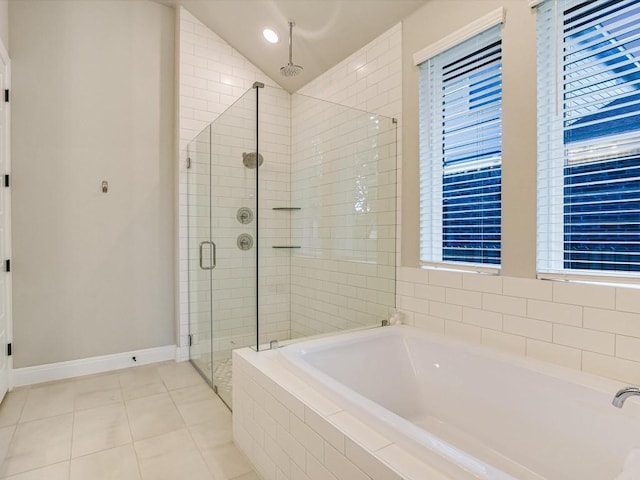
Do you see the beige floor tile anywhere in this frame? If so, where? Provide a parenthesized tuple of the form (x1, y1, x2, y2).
(72, 403, 131, 458)
(157, 362, 203, 391)
(121, 381, 166, 402)
(0, 363, 254, 480)
(2, 414, 73, 477)
(118, 365, 163, 389)
(169, 384, 217, 406)
(74, 387, 122, 412)
(189, 419, 232, 452)
(70, 444, 141, 480)
(199, 442, 253, 480)
(177, 397, 230, 427)
(134, 429, 212, 480)
(2, 461, 70, 480)
(74, 373, 120, 394)
(169, 384, 229, 427)
(0, 390, 28, 428)
(125, 393, 185, 441)
(20, 383, 75, 423)
(0, 424, 15, 464)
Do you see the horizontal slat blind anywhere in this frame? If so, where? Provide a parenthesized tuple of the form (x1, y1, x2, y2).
(537, 0, 640, 275)
(420, 24, 502, 266)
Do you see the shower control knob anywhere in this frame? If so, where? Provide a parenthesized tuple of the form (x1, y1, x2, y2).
(237, 234, 253, 251)
(236, 207, 253, 224)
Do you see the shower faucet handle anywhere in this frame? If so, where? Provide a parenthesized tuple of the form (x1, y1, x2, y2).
(237, 207, 253, 224)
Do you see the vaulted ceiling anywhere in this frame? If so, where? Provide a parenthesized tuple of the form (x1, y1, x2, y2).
(155, 0, 428, 92)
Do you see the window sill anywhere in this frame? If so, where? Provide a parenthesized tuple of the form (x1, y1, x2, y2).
(420, 261, 500, 276)
(537, 272, 640, 290)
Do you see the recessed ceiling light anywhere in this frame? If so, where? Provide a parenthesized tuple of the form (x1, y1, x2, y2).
(263, 28, 279, 44)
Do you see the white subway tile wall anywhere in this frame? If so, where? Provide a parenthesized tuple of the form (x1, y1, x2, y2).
(256, 86, 293, 347)
(289, 95, 397, 337)
(396, 267, 640, 384)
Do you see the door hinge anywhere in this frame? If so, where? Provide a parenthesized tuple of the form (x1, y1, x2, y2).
(4, 89, 8, 103)
(7, 343, 11, 356)
(188, 334, 193, 347)
(3, 174, 8, 187)
(186, 157, 191, 169)
(4, 259, 9, 272)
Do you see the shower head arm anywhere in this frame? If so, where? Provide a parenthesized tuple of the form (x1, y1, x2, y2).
(288, 21, 294, 65)
(280, 21, 302, 77)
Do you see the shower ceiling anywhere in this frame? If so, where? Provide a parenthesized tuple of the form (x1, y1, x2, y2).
(154, 0, 428, 92)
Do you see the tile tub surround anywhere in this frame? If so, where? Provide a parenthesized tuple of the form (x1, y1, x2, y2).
(233, 348, 447, 480)
(0, 361, 259, 480)
(396, 267, 640, 385)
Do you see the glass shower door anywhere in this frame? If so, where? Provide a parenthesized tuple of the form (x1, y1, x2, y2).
(188, 87, 258, 408)
(187, 125, 213, 385)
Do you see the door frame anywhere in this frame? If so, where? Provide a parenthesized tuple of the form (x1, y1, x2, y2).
(0, 37, 12, 395)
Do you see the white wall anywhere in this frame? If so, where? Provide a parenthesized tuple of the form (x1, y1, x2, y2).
(10, 0, 175, 367)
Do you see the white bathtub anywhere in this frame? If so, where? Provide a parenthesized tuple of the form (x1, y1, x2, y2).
(279, 325, 640, 480)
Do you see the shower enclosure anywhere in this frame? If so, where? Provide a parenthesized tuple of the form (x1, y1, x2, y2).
(186, 83, 397, 407)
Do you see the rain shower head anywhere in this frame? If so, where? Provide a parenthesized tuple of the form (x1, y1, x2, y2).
(280, 21, 303, 77)
(281, 63, 303, 77)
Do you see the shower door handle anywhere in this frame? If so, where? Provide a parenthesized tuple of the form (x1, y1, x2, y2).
(199, 241, 216, 270)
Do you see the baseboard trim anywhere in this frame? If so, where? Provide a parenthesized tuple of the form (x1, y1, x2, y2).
(11, 344, 177, 388)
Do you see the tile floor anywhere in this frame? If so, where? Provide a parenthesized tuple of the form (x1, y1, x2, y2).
(0, 361, 261, 480)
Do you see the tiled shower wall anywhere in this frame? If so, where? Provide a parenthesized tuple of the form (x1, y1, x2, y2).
(255, 86, 293, 346)
(290, 24, 403, 338)
(177, 8, 290, 360)
(289, 96, 397, 337)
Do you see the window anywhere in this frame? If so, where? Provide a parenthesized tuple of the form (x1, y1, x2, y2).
(419, 25, 503, 267)
(537, 0, 640, 275)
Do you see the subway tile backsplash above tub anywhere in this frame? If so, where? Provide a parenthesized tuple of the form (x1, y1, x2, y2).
(397, 267, 640, 385)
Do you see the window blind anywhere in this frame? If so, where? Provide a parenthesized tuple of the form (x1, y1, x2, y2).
(537, 0, 640, 275)
(420, 24, 502, 266)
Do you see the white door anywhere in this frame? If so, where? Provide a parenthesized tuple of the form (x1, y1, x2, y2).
(0, 39, 11, 402)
